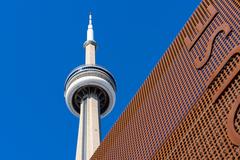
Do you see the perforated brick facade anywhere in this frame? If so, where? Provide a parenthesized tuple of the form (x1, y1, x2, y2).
(92, 0, 240, 159)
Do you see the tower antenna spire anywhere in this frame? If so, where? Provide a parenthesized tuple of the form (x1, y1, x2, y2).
(89, 12, 92, 25)
(87, 12, 94, 41)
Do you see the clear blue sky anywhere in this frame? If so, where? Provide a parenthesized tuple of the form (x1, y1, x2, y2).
(1, 0, 200, 159)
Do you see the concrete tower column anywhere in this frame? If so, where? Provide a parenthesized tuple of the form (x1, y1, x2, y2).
(86, 96, 100, 159)
(76, 95, 100, 160)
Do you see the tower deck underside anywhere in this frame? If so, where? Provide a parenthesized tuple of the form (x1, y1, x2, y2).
(73, 85, 109, 115)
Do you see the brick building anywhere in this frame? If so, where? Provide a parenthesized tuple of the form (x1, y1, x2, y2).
(92, 0, 240, 159)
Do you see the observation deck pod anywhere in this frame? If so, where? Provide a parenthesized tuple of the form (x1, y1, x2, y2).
(64, 65, 116, 118)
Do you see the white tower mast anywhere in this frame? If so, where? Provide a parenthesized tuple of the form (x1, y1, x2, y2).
(64, 13, 116, 160)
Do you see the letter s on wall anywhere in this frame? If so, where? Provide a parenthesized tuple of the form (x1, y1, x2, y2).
(227, 95, 240, 146)
(194, 23, 231, 69)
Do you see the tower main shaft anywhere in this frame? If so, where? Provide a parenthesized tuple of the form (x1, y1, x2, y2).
(76, 95, 100, 160)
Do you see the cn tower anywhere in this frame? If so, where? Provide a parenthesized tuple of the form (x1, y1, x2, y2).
(64, 14, 116, 160)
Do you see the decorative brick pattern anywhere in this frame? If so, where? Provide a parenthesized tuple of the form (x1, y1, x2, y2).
(92, 0, 240, 159)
